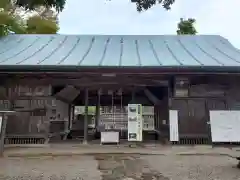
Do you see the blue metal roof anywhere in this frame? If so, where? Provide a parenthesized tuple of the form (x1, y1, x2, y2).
(0, 34, 240, 68)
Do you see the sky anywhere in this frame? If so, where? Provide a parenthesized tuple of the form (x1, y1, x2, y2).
(58, 0, 240, 48)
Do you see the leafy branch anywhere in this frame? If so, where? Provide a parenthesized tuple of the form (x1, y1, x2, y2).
(0, 0, 60, 37)
(177, 18, 197, 35)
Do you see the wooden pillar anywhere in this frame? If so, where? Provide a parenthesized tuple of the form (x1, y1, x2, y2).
(95, 89, 100, 130)
(69, 105, 74, 130)
(0, 113, 7, 156)
(167, 81, 172, 144)
(131, 87, 136, 103)
(83, 88, 89, 144)
(0, 86, 11, 155)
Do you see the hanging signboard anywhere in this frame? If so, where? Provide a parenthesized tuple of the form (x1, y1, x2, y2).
(169, 110, 179, 142)
(127, 104, 143, 142)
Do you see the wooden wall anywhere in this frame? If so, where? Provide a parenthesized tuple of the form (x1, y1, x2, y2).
(154, 97, 169, 143)
(0, 85, 70, 144)
(170, 77, 240, 144)
(2, 75, 240, 145)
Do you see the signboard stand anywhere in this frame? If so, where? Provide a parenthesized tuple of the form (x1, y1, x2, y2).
(127, 104, 143, 147)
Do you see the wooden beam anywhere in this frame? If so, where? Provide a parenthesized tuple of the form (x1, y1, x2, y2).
(53, 94, 71, 104)
(12, 76, 166, 87)
(144, 88, 161, 105)
(54, 85, 80, 103)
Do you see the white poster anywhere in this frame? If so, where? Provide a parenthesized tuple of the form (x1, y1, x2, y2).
(128, 104, 143, 141)
(0, 116, 2, 134)
(169, 110, 179, 142)
(210, 110, 240, 142)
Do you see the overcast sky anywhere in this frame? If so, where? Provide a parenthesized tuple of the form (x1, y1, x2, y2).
(58, 0, 240, 48)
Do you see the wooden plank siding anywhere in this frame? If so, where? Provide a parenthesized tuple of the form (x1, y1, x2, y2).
(170, 76, 240, 145)
(0, 85, 71, 144)
(1, 74, 240, 145)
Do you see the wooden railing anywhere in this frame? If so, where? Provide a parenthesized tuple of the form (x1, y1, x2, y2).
(4, 134, 46, 144)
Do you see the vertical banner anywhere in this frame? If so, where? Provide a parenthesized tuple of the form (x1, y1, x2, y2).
(0, 116, 2, 134)
(169, 110, 179, 142)
(128, 104, 143, 141)
(137, 104, 143, 141)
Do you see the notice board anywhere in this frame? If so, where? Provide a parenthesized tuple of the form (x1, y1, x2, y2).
(210, 110, 240, 142)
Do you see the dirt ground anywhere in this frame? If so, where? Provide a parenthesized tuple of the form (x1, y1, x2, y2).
(0, 154, 240, 180)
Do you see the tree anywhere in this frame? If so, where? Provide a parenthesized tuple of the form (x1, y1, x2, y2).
(16, 0, 174, 12)
(15, 0, 66, 12)
(133, 0, 175, 11)
(176, 18, 197, 35)
(0, 0, 59, 36)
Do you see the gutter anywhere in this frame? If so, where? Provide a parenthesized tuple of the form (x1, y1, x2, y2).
(0, 65, 240, 75)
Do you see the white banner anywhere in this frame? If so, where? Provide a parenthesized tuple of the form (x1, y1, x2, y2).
(0, 116, 2, 134)
(169, 110, 179, 142)
(128, 104, 143, 141)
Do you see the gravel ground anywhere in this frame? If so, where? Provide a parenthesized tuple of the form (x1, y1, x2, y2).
(0, 154, 240, 180)
(142, 155, 240, 180)
(0, 156, 101, 180)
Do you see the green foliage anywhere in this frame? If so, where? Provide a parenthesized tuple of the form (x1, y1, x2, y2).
(75, 106, 96, 115)
(0, 0, 59, 37)
(15, 0, 174, 12)
(2, 0, 197, 37)
(0, 0, 10, 9)
(16, 0, 66, 12)
(88, 106, 96, 114)
(26, 16, 59, 34)
(0, 11, 26, 36)
(134, 0, 175, 11)
(177, 18, 197, 35)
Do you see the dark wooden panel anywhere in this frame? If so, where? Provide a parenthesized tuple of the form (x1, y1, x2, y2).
(6, 113, 30, 134)
(189, 84, 225, 97)
(171, 99, 189, 135)
(171, 99, 209, 137)
(207, 99, 226, 110)
(188, 100, 208, 135)
(49, 121, 65, 133)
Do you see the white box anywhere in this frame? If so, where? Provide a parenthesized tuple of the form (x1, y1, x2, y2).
(100, 131, 119, 144)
